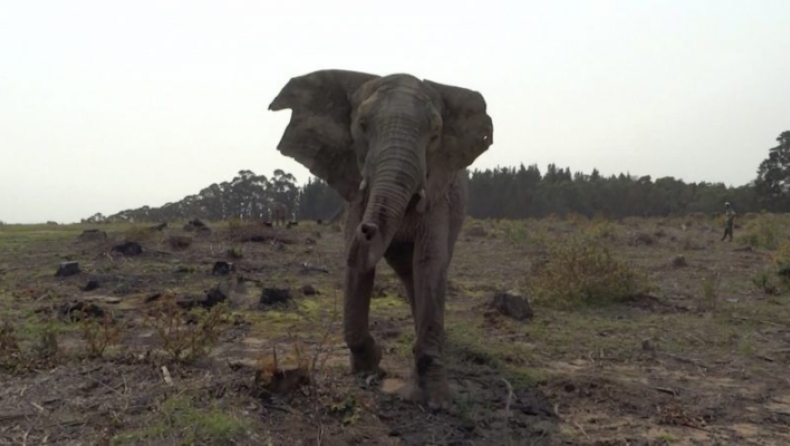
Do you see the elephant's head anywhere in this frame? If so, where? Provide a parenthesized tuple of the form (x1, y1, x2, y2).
(269, 70, 493, 271)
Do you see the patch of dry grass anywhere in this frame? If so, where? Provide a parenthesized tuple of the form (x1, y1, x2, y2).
(4, 215, 790, 445)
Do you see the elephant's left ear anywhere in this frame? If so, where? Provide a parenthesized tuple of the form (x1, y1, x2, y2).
(421, 80, 493, 206)
(269, 69, 379, 201)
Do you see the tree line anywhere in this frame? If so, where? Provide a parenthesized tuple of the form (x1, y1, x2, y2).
(86, 169, 322, 224)
(465, 164, 759, 219)
(88, 131, 789, 223)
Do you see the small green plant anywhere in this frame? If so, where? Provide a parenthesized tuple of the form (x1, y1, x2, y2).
(507, 368, 547, 388)
(226, 246, 244, 259)
(453, 393, 474, 420)
(79, 311, 125, 358)
(531, 236, 651, 307)
(112, 395, 250, 445)
(445, 325, 527, 368)
(656, 432, 677, 444)
(504, 223, 529, 244)
(329, 395, 361, 425)
(144, 295, 228, 363)
(30, 324, 60, 367)
(737, 335, 755, 356)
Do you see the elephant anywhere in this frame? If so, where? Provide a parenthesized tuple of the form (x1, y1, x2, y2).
(269, 69, 493, 409)
(267, 201, 288, 226)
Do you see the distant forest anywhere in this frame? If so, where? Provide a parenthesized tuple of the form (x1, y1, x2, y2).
(87, 131, 790, 223)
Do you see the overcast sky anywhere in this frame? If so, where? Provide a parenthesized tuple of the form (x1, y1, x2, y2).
(1, 0, 789, 224)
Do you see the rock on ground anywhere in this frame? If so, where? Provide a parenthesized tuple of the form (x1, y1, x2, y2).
(489, 292, 534, 321)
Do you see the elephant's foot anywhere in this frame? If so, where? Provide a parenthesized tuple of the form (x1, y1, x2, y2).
(397, 356, 452, 411)
(348, 338, 382, 374)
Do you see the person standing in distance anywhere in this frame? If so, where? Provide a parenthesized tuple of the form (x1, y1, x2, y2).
(721, 202, 736, 242)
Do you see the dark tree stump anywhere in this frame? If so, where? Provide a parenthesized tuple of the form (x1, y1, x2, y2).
(260, 288, 292, 306)
(111, 242, 143, 257)
(489, 293, 534, 321)
(55, 261, 80, 277)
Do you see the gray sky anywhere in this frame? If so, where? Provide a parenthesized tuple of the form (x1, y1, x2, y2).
(2, 0, 789, 224)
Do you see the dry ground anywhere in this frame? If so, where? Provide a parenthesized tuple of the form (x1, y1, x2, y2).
(1, 214, 790, 445)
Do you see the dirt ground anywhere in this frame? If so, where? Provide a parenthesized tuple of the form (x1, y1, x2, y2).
(1, 215, 790, 445)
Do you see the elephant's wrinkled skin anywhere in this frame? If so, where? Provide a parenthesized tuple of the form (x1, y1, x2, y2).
(269, 70, 493, 409)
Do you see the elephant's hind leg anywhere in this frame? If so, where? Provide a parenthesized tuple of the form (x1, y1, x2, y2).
(398, 211, 452, 410)
(384, 241, 416, 316)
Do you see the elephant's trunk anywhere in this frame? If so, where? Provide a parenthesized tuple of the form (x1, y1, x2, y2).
(349, 121, 422, 272)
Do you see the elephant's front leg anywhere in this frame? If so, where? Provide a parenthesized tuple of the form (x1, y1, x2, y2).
(343, 200, 382, 374)
(343, 266, 382, 373)
(402, 218, 451, 410)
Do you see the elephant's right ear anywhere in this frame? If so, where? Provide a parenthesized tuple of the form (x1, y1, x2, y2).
(269, 70, 379, 201)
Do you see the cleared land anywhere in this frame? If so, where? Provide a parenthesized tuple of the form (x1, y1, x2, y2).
(1, 214, 790, 445)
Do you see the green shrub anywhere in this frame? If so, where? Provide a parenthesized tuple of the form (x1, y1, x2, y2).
(0, 320, 64, 371)
(564, 212, 590, 228)
(531, 236, 651, 307)
(79, 311, 125, 358)
(767, 242, 790, 291)
(738, 215, 781, 250)
(752, 269, 781, 295)
(144, 295, 228, 364)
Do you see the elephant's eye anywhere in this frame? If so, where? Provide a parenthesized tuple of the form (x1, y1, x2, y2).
(358, 119, 368, 132)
